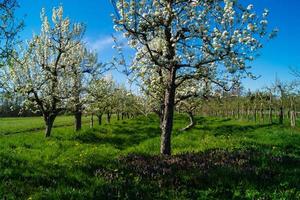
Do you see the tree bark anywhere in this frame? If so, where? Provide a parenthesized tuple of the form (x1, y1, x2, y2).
(260, 108, 264, 124)
(247, 107, 250, 121)
(44, 114, 55, 137)
(90, 113, 94, 128)
(74, 111, 82, 131)
(237, 103, 240, 119)
(290, 110, 296, 128)
(97, 114, 102, 125)
(279, 106, 284, 124)
(160, 68, 176, 156)
(254, 108, 257, 123)
(269, 107, 273, 124)
(290, 99, 296, 128)
(107, 112, 111, 123)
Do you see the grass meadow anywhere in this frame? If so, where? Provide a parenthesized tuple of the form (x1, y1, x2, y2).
(0, 115, 299, 199)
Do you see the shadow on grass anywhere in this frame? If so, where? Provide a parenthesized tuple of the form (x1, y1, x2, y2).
(0, 153, 92, 199)
(94, 147, 300, 199)
(1, 145, 299, 199)
(0, 121, 90, 136)
(73, 124, 160, 150)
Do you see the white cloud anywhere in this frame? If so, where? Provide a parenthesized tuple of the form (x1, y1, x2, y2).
(84, 33, 126, 53)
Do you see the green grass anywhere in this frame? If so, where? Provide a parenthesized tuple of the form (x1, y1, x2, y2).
(0, 114, 299, 199)
(0, 115, 92, 135)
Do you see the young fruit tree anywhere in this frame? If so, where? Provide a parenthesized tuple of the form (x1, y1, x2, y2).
(66, 48, 106, 131)
(112, 0, 276, 155)
(87, 75, 116, 126)
(6, 6, 85, 137)
(176, 79, 209, 131)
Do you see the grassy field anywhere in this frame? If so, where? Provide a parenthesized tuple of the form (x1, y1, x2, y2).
(0, 115, 299, 199)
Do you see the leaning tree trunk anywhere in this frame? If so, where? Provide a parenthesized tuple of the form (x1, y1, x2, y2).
(44, 114, 56, 137)
(180, 111, 195, 131)
(160, 68, 176, 156)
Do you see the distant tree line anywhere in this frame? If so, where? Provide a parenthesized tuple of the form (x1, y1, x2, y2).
(196, 80, 300, 128)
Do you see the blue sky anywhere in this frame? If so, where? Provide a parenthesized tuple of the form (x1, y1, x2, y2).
(16, 0, 300, 91)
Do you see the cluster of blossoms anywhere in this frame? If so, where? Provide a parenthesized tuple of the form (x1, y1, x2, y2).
(113, 0, 276, 100)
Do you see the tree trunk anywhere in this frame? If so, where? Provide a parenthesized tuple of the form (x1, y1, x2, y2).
(107, 112, 111, 123)
(247, 107, 250, 121)
(260, 108, 264, 124)
(160, 69, 176, 156)
(75, 111, 82, 131)
(90, 113, 94, 128)
(290, 110, 296, 128)
(290, 99, 296, 128)
(237, 104, 240, 119)
(279, 106, 284, 124)
(44, 115, 55, 137)
(269, 107, 273, 124)
(180, 112, 195, 131)
(97, 114, 102, 125)
(117, 113, 120, 120)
